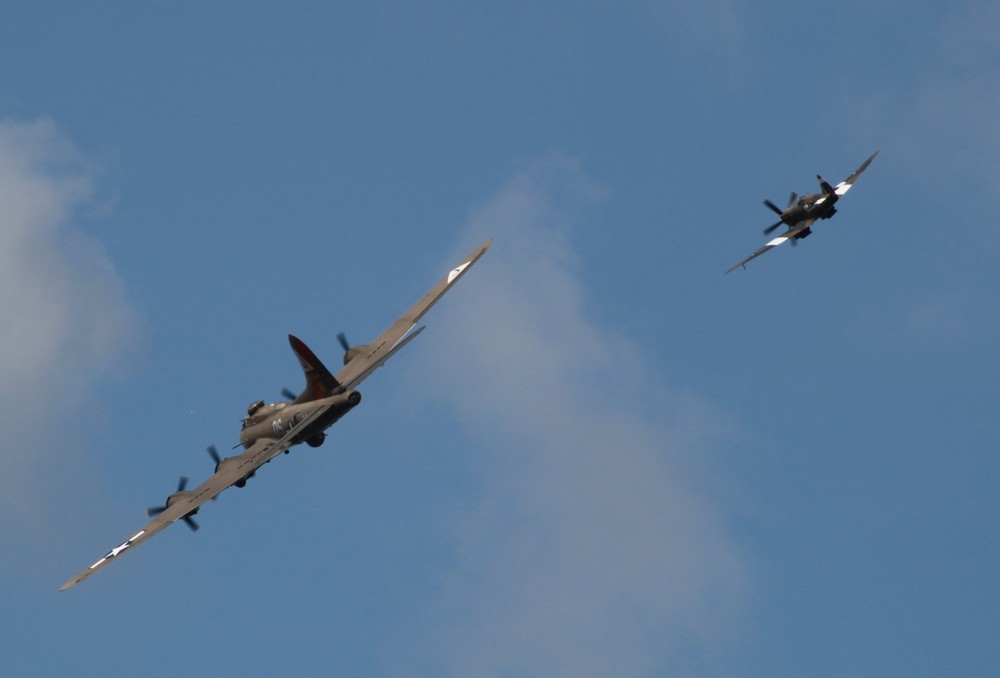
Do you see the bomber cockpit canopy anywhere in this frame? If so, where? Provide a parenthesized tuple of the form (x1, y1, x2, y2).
(241, 400, 290, 430)
(242, 400, 266, 431)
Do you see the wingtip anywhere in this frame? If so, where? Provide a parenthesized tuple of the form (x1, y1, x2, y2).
(461, 239, 492, 266)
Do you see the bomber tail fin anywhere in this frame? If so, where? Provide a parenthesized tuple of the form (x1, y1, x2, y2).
(288, 335, 341, 402)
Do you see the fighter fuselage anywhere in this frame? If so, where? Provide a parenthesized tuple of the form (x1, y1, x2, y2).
(781, 191, 839, 226)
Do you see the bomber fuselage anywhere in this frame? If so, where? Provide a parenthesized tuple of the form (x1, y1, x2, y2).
(239, 391, 362, 449)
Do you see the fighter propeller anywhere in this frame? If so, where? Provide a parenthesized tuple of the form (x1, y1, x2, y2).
(763, 193, 798, 235)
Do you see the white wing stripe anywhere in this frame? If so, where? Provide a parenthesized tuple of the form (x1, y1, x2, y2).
(447, 262, 470, 284)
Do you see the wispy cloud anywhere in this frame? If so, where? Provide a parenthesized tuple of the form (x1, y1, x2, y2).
(404, 157, 745, 676)
(837, 2, 1000, 347)
(859, 2, 1000, 195)
(0, 119, 139, 560)
(638, 0, 749, 70)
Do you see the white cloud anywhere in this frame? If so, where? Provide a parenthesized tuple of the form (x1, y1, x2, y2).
(0, 119, 139, 556)
(406, 158, 745, 676)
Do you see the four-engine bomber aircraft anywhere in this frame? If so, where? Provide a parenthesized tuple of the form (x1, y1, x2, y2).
(725, 152, 878, 274)
(61, 239, 492, 591)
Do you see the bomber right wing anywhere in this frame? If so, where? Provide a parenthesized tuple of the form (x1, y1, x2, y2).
(334, 239, 492, 391)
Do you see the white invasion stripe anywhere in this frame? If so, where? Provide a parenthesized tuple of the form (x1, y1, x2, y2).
(447, 262, 470, 284)
(766, 236, 788, 246)
(835, 182, 851, 196)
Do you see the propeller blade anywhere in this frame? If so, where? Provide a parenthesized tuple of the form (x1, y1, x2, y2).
(336, 332, 350, 352)
(182, 516, 200, 532)
(788, 192, 798, 207)
(281, 388, 297, 402)
(763, 220, 783, 235)
(763, 199, 784, 216)
(207, 445, 221, 465)
(148, 476, 193, 518)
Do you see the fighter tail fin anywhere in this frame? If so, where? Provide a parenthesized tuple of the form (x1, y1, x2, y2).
(817, 175, 836, 195)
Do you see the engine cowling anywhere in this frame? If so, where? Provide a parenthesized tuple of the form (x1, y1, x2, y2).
(343, 344, 370, 365)
(147, 477, 200, 530)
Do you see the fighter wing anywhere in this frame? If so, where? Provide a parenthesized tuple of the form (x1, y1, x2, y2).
(334, 239, 492, 391)
(834, 151, 878, 196)
(725, 220, 815, 274)
(60, 404, 332, 591)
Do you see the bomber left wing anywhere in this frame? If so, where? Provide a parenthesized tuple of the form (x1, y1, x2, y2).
(61, 239, 493, 591)
(725, 219, 815, 274)
(59, 404, 331, 591)
(334, 239, 492, 391)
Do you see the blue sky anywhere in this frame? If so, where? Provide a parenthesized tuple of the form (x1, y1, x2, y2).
(2, 2, 998, 676)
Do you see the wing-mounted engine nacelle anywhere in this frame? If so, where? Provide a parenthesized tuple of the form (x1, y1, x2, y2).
(147, 477, 200, 531)
(343, 344, 370, 365)
(207, 445, 255, 487)
(337, 332, 370, 365)
(292, 390, 362, 448)
(820, 206, 837, 219)
(319, 390, 361, 424)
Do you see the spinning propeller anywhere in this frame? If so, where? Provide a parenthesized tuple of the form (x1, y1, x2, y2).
(337, 331, 367, 365)
(147, 476, 199, 531)
(209, 443, 253, 486)
(762, 192, 798, 235)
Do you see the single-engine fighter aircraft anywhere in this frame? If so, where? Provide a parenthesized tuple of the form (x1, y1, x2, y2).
(60, 239, 492, 591)
(725, 152, 878, 274)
